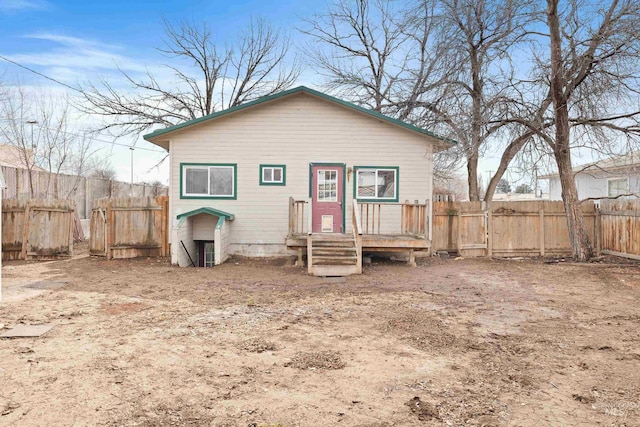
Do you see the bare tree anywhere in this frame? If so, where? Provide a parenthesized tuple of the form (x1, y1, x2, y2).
(0, 86, 97, 198)
(79, 18, 300, 136)
(303, 0, 464, 179)
(528, 0, 640, 260)
(91, 165, 118, 181)
(303, 0, 533, 198)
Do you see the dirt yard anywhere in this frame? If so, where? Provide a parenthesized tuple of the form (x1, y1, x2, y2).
(1, 249, 639, 426)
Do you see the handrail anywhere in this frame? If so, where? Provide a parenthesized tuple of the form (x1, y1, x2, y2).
(352, 199, 363, 236)
(352, 199, 363, 273)
(307, 198, 313, 235)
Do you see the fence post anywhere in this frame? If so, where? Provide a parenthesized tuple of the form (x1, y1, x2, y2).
(594, 204, 601, 256)
(457, 209, 462, 256)
(539, 207, 545, 257)
(487, 203, 493, 257)
(106, 199, 113, 260)
(20, 200, 31, 260)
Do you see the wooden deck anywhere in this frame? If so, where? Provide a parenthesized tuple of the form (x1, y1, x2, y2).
(286, 233, 430, 251)
(288, 198, 431, 276)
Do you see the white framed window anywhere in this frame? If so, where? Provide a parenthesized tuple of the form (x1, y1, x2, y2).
(607, 177, 628, 198)
(204, 242, 215, 267)
(355, 167, 398, 201)
(260, 165, 286, 186)
(181, 163, 236, 199)
(317, 170, 338, 202)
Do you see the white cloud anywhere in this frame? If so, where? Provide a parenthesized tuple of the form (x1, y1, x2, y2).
(5, 33, 150, 78)
(0, 0, 50, 13)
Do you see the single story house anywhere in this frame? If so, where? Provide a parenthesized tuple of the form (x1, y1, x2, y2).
(144, 86, 453, 275)
(541, 152, 640, 201)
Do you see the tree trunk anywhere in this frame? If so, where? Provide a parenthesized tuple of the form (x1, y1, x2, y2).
(484, 135, 530, 202)
(547, 0, 593, 261)
(467, 153, 479, 201)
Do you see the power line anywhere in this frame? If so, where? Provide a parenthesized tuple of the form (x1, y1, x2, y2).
(0, 118, 165, 153)
(0, 54, 82, 93)
(0, 55, 166, 153)
(32, 124, 166, 153)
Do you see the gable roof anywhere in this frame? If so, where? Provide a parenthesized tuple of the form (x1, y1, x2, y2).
(176, 207, 235, 221)
(540, 151, 640, 179)
(143, 86, 456, 149)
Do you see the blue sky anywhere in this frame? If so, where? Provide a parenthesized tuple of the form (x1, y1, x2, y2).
(0, 0, 540, 190)
(0, 0, 330, 183)
(0, 0, 324, 83)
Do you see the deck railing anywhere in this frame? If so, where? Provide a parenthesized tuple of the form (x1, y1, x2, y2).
(288, 197, 431, 240)
(288, 197, 310, 235)
(358, 200, 430, 239)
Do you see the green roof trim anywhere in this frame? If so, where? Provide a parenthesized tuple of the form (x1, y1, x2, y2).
(176, 207, 235, 221)
(143, 86, 456, 146)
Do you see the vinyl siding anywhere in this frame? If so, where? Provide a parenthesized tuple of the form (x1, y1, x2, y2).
(192, 213, 217, 241)
(548, 172, 640, 200)
(168, 92, 435, 260)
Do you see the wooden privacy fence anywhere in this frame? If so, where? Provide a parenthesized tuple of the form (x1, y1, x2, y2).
(433, 200, 599, 257)
(2, 199, 75, 261)
(600, 199, 640, 260)
(90, 196, 169, 259)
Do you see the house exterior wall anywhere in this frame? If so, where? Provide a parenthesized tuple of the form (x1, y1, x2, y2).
(167, 93, 434, 264)
(192, 213, 217, 241)
(173, 216, 196, 267)
(548, 171, 640, 201)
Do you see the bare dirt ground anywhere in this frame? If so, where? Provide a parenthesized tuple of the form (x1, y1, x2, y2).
(1, 247, 639, 426)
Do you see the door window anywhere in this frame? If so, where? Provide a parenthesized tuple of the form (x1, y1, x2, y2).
(317, 170, 338, 202)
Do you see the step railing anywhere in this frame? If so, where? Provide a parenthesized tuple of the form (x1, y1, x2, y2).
(352, 199, 363, 273)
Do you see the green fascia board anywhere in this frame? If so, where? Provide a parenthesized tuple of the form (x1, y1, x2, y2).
(352, 166, 400, 203)
(142, 86, 456, 146)
(176, 207, 235, 221)
(215, 216, 225, 230)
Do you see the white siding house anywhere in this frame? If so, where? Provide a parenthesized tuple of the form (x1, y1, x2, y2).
(543, 153, 640, 201)
(144, 86, 452, 273)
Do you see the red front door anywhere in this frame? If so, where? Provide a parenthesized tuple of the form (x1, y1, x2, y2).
(311, 165, 343, 233)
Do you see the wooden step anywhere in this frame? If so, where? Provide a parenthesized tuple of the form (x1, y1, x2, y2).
(312, 240, 355, 248)
(312, 255, 358, 266)
(310, 264, 361, 277)
(307, 233, 361, 276)
(312, 247, 357, 256)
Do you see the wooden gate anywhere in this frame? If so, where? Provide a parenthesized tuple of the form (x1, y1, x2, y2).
(2, 199, 75, 260)
(457, 211, 488, 257)
(90, 196, 169, 259)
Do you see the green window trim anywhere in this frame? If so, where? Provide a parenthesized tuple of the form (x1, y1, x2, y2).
(259, 164, 286, 186)
(180, 162, 238, 200)
(353, 166, 399, 203)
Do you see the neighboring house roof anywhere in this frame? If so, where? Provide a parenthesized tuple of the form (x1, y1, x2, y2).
(143, 86, 456, 150)
(0, 143, 44, 170)
(539, 151, 640, 179)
